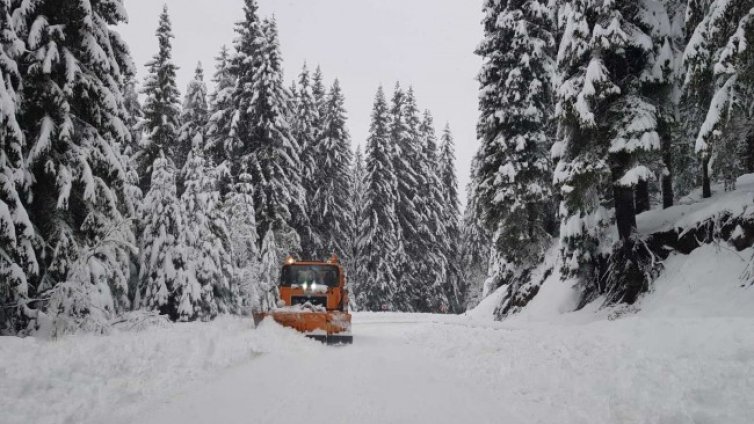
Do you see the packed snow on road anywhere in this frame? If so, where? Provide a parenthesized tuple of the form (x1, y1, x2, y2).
(2, 249, 753, 424)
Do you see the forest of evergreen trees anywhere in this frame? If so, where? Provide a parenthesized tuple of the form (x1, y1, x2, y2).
(0, 0, 464, 335)
(467, 0, 754, 318)
(2, 0, 752, 336)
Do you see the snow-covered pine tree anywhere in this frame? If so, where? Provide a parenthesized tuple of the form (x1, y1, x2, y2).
(123, 77, 143, 156)
(137, 155, 193, 321)
(438, 124, 464, 312)
(176, 63, 209, 195)
(312, 66, 327, 117)
(416, 111, 451, 313)
(683, 0, 754, 195)
(227, 0, 263, 181)
(14, 0, 138, 332)
(349, 144, 367, 303)
(356, 87, 400, 311)
(474, 0, 556, 316)
(180, 146, 236, 320)
(225, 169, 260, 308)
(137, 5, 181, 192)
(230, 10, 305, 261)
(641, 0, 687, 208)
(554, 0, 662, 303)
(460, 183, 493, 310)
(291, 63, 320, 258)
(388, 84, 423, 312)
(310, 79, 354, 264)
(0, 0, 38, 335)
(258, 229, 279, 312)
(206, 45, 235, 174)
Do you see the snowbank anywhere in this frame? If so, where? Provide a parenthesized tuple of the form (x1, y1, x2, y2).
(462, 283, 507, 320)
(638, 173, 754, 236)
(0, 317, 320, 424)
(469, 239, 754, 323)
(639, 244, 754, 318)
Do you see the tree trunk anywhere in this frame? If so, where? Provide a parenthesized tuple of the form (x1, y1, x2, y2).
(635, 180, 650, 214)
(661, 130, 673, 208)
(702, 156, 712, 198)
(747, 129, 754, 173)
(612, 153, 638, 241)
(614, 184, 637, 241)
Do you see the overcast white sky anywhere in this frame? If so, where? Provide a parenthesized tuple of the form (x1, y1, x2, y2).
(118, 0, 483, 200)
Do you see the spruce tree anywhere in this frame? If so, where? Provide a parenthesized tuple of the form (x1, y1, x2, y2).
(310, 79, 354, 262)
(356, 87, 400, 311)
(0, 0, 38, 334)
(312, 66, 328, 119)
(16, 0, 138, 331)
(438, 125, 463, 311)
(683, 0, 754, 195)
(555, 0, 661, 302)
(227, 0, 263, 180)
(416, 111, 451, 313)
(229, 4, 305, 261)
(123, 77, 143, 156)
(225, 169, 260, 307)
(137, 156, 193, 321)
(475, 0, 556, 313)
(350, 145, 367, 296)
(259, 17, 306, 258)
(137, 5, 181, 192)
(460, 182, 492, 310)
(180, 147, 236, 319)
(206, 45, 235, 174)
(389, 84, 423, 312)
(258, 229, 279, 311)
(176, 63, 209, 194)
(292, 64, 320, 257)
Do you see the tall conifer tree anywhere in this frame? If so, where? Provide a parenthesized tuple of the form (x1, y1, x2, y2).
(231, 10, 306, 259)
(206, 45, 235, 176)
(16, 0, 138, 331)
(388, 85, 423, 311)
(475, 0, 556, 313)
(311, 79, 354, 262)
(0, 0, 38, 334)
(180, 147, 236, 319)
(438, 125, 463, 311)
(292, 64, 320, 257)
(555, 0, 661, 302)
(138, 5, 181, 192)
(356, 87, 399, 311)
(177, 63, 209, 194)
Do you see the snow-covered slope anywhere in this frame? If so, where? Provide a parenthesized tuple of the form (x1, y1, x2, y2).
(470, 173, 754, 323)
(637, 174, 754, 236)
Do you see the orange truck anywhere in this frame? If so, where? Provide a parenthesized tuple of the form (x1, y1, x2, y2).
(254, 255, 353, 345)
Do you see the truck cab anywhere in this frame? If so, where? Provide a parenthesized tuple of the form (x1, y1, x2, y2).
(255, 255, 352, 345)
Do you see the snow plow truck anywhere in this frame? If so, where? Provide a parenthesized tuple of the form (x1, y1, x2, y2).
(253, 255, 353, 345)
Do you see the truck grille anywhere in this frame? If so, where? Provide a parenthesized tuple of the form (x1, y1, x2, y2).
(291, 296, 327, 308)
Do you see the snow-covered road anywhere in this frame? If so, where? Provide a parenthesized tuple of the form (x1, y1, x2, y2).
(137, 314, 506, 424)
(130, 312, 753, 424)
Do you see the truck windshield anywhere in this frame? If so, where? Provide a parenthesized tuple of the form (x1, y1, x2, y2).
(280, 264, 339, 287)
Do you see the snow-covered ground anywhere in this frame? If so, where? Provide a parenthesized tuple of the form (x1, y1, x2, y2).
(2, 243, 753, 424)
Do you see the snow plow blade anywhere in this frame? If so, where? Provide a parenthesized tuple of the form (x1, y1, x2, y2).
(253, 310, 352, 345)
(306, 334, 353, 345)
